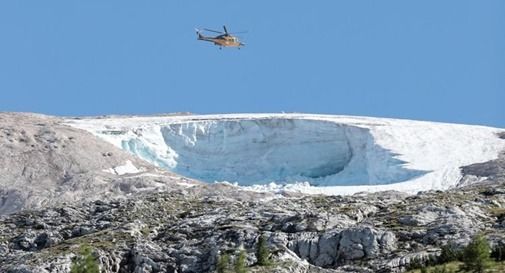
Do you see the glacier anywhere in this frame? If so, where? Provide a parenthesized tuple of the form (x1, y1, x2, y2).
(67, 114, 505, 195)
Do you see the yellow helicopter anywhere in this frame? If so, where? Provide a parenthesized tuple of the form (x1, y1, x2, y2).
(195, 26, 246, 49)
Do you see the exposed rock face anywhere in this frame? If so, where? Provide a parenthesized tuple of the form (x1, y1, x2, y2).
(461, 151, 505, 180)
(1, 172, 505, 273)
(0, 113, 504, 272)
(291, 227, 397, 266)
(0, 113, 197, 215)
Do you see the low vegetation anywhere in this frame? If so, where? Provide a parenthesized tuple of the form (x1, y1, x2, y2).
(70, 245, 100, 273)
(217, 253, 230, 273)
(216, 234, 274, 273)
(234, 249, 248, 273)
(408, 234, 505, 273)
(256, 234, 272, 266)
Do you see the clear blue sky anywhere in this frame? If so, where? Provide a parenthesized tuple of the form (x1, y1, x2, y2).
(1, 1, 504, 127)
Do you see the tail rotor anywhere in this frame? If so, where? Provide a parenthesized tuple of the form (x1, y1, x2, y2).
(195, 28, 204, 39)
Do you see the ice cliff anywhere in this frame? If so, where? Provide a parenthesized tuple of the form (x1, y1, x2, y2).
(67, 114, 505, 194)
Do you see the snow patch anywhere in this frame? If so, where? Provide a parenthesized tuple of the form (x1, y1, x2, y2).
(103, 160, 141, 175)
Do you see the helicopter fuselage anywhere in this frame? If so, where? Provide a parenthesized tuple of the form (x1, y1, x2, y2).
(197, 34, 243, 48)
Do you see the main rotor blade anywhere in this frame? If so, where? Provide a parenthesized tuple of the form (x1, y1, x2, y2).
(223, 25, 228, 34)
(229, 31, 248, 34)
(203, 28, 224, 34)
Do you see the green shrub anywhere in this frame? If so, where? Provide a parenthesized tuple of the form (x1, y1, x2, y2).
(216, 253, 230, 273)
(234, 249, 247, 273)
(431, 264, 455, 273)
(460, 234, 492, 273)
(406, 257, 424, 270)
(70, 245, 100, 273)
(256, 234, 272, 266)
(438, 243, 462, 263)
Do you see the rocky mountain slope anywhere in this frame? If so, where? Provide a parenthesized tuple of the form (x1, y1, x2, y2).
(0, 113, 197, 215)
(1, 112, 504, 273)
(1, 157, 504, 272)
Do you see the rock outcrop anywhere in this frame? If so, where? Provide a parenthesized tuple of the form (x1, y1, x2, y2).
(1, 172, 505, 272)
(0, 113, 197, 215)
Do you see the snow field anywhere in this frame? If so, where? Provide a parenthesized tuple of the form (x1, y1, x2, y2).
(67, 114, 505, 195)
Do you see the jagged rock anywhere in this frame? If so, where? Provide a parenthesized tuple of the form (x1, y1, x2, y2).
(34, 231, 62, 249)
(0, 242, 8, 255)
(0, 146, 504, 272)
(398, 206, 439, 226)
(72, 225, 95, 237)
(11, 231, 37, 251)
(294, 233, 320, 262)
(338, 227, 380, 260)
(380, 231, 397, 253)
(326, 214, 355, 229)
(130, 244, 165, 273)
(6, 266, 51, 273)
(386, 251, 436, 269)
(313, 232, 339, 267)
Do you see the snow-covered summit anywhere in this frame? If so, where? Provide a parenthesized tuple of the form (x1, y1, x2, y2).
(67, 113, 505, 195)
